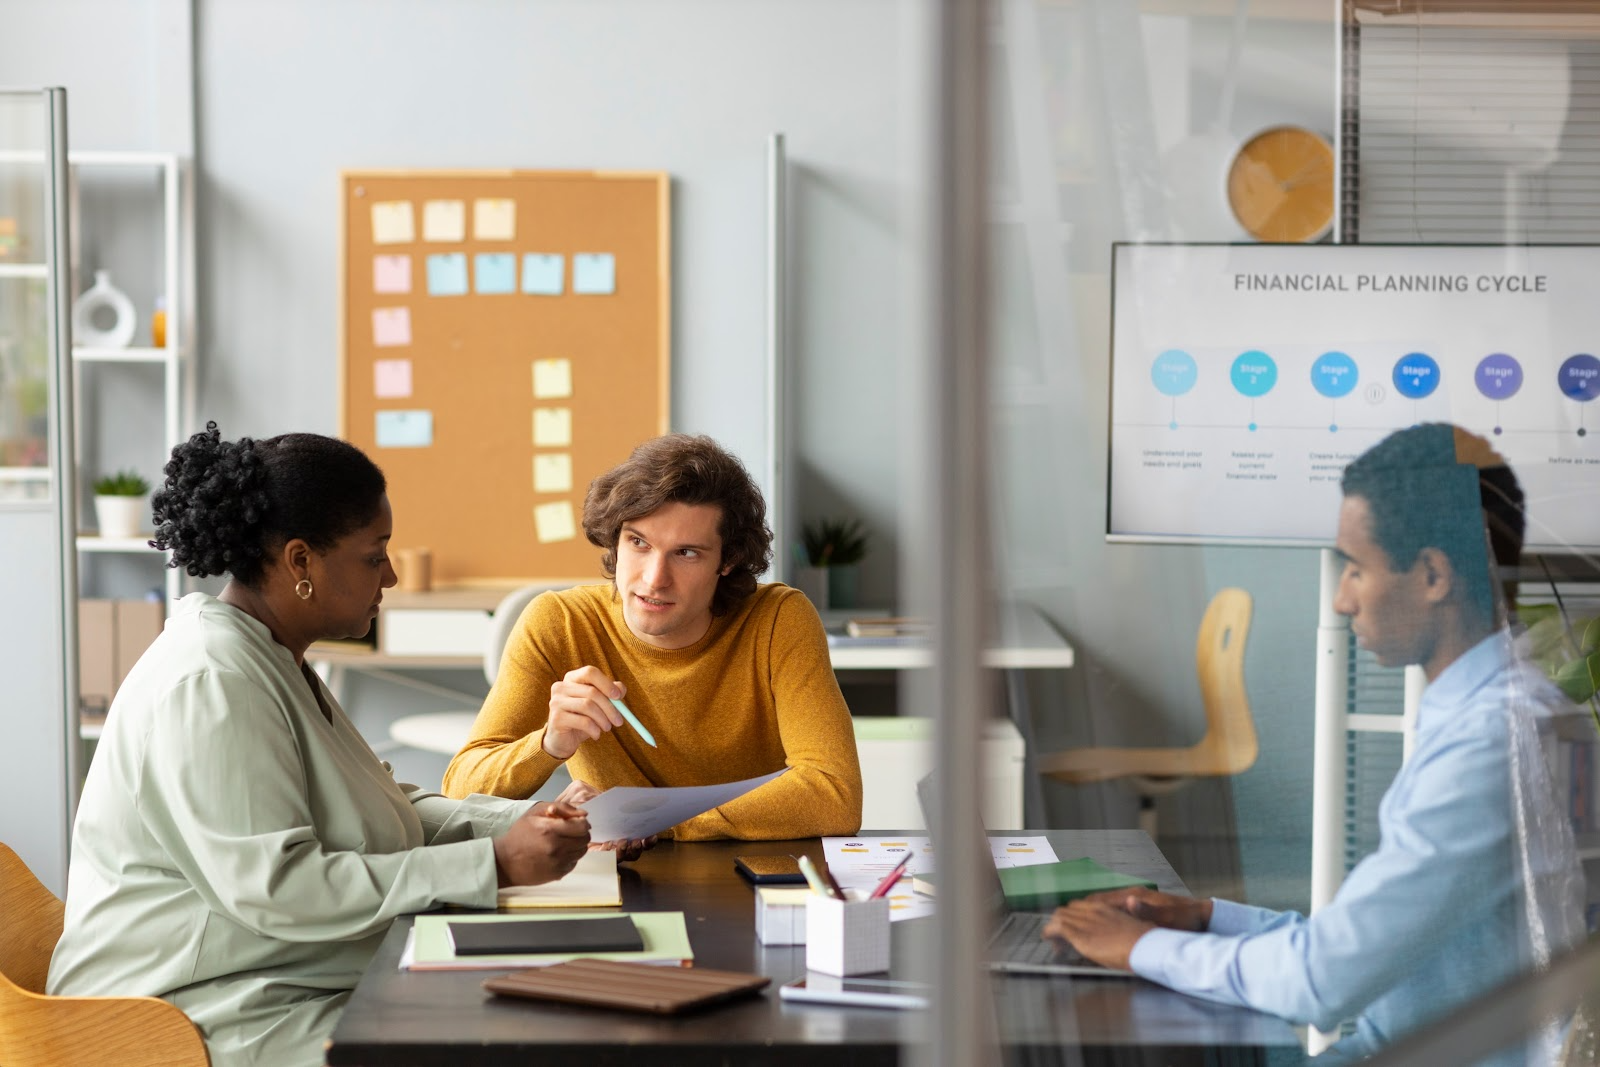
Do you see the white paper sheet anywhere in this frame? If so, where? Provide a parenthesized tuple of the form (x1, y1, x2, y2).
(580, 769, 788, 842)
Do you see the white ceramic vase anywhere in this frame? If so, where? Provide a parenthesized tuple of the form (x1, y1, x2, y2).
(94, 495, 148, 539)
(72, 269, 138, 349)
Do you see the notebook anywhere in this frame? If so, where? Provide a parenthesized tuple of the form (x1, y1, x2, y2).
(447, 915, 644, 956)
(405, 912, 693, 971)
(912, 857, 1156, 911)
(915, 775, 1136, 977)
(483, 959, 770, 1015)
(497, 848, 623, 909)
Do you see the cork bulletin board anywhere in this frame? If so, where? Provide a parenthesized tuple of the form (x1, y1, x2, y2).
(340, 170, 670, 582)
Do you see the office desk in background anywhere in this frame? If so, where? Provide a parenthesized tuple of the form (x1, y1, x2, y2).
(326, 830, 1298, 1066)
(308, 587, 1075, 672)
(309, 590, 1076, 825)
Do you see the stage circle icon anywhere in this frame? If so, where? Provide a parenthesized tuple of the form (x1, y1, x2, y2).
(1559, 353, 1600, 402)
(1230, 350, 1278, 397)
(1151, 349, 1198, 397)
(1310, 351, 1358, 399)
(1392, 352, 1441, 399)
(1475, 353, 1523, 400)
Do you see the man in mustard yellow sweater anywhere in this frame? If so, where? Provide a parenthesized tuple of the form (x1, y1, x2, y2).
(443, 434, 863, 840)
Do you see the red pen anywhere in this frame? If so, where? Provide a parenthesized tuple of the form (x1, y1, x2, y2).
(867, 853, 913, 900)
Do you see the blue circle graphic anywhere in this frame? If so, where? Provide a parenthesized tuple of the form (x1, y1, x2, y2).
(1474, 353, 1523, 400)
(1310, 351, 1359, 399)
(1230, 351, 1278, 398)
(1392, 353, 1441, 399)
(1151, 349, 1198, 397)
(1558, 353, 1600, 402)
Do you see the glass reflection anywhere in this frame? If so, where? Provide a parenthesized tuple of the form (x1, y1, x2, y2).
(0, 96, 51, 503)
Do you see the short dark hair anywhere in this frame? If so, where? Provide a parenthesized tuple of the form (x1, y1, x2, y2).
(151, 421, 387, 586)
(582, 434, 772, 616)
(1341, 422, 1524, 623)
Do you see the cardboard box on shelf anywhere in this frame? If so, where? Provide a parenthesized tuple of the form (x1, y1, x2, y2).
(78, 599, 166, 708)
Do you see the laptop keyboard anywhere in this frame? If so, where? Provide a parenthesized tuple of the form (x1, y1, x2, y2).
(990, 912, 1093, 967)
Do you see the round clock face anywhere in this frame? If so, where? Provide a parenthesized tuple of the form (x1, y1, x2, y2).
(1226, 125, 1335, 243)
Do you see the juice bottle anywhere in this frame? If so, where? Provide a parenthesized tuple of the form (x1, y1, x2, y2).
(151, 296, 168, 349)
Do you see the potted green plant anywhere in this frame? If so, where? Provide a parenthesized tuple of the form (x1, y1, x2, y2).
(799, 517, 869, 610)
(92, 469, 151, 540)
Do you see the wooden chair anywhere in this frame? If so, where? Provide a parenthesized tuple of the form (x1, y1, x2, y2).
(0, 842, 210, 1067)
(1037, 587, 1258, 839)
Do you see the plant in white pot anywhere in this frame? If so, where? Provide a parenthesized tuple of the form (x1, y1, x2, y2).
(92, 469, 152, 540)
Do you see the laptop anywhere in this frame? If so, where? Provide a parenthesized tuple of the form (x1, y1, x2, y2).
(916, 774, 1133, 977)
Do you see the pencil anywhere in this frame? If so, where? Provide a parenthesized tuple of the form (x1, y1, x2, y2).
(610, 697, 658, 747)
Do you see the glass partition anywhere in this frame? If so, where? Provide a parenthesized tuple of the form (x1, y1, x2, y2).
(958, 2, 1598, 1065)
(0, 96, 54, 502)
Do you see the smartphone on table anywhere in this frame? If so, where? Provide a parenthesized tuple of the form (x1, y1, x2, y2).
(733, 854, 809, 885)
(779, 976, 929, 1010)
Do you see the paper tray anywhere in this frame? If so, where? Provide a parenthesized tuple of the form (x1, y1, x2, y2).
(482, 958, 770, 1015)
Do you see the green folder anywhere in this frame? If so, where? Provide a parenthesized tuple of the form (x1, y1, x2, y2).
(408, 912, 693, 971)
(916, 858, 1157, 911)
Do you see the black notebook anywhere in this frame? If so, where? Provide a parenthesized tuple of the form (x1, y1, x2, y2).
(446, 916, 645, 957)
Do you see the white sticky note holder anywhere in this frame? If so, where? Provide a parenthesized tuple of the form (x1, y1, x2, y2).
(805, 891, 890, 976)
(755, 887, 811, 946)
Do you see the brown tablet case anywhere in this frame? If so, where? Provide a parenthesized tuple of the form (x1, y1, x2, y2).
(482, 958, 770, 1015)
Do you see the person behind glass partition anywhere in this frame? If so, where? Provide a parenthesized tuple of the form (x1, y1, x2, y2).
(1045, 422, 1587, 1065)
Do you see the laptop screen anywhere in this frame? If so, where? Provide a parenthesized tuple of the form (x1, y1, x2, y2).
(915, 772, 1011, 930)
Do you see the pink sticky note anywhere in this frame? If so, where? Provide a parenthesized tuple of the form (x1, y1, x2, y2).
(373, 255, 411, 294)
(373, 358, 413, 398)
(372, 307, 412, 347)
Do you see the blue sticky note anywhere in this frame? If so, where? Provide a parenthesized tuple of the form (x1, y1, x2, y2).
(572, 253, 615, 295)
(374, 410, 434, 448)
(522, 253, 564, 295)
(426, 253, 469, 297)
(475, 253, 516, 294)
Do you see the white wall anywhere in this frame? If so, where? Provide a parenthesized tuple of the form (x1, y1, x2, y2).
(190, 0, 913, 606)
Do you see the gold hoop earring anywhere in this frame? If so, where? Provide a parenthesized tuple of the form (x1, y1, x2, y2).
(295, 579, 314, 600)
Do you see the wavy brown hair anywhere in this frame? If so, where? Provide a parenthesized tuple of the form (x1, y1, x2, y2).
(583, 434, 772, 616)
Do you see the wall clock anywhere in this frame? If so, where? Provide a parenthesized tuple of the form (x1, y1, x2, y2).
(1226, 125, 1335, 243)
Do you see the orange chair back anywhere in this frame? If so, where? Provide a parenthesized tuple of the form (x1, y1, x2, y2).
(0, 842, 66, 994)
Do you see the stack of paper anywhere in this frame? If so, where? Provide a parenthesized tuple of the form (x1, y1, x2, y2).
(498, 848, 621, 908)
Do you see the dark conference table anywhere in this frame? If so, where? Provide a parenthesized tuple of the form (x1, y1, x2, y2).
(326, 830, 1302, 1066)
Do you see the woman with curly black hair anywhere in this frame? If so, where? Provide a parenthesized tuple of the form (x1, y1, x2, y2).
(48, 422, 590, 1067)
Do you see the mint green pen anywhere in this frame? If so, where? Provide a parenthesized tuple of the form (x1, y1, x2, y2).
(610, 697, 657, 747)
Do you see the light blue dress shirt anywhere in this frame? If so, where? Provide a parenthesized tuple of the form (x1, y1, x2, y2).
(1129, 631, 1584, 1063)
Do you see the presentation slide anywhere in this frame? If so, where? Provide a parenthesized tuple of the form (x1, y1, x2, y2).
(1108, 243, 1600, 550)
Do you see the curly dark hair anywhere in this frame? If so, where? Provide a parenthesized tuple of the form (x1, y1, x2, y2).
(582, 434, 772, 616)
(1341, 422, 1524, 624)
(151, 421, 387, 586)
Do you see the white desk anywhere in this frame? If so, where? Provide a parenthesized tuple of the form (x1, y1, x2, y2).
(822, 603, 1074, 670)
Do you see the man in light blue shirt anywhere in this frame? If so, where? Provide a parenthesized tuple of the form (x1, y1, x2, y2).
(1046, 424, 1586, 1063)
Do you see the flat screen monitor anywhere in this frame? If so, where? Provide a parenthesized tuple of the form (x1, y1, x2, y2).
(1106, 243, 1600, 551)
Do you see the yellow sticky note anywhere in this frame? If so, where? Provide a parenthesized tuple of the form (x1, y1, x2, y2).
(532, 359, 573, 399)
(534, 501, 577, 543)
(474, 198, 516, 241)
(533, 408, 572, 447)
(371, 201, 414, 244)
(422, 200, 466, 242)
(533, 453, 573, 494)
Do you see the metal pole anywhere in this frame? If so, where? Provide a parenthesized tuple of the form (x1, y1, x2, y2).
(918, 2, 995, 1066)
(1308, 545, 1349, 1054)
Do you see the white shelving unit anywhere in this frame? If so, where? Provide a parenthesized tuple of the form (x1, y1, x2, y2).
(1, 149, 197, 742)
(63, 151, 195, 606)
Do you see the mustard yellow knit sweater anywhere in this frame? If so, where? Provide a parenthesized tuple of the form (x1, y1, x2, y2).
(442, 583, 862, 840)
